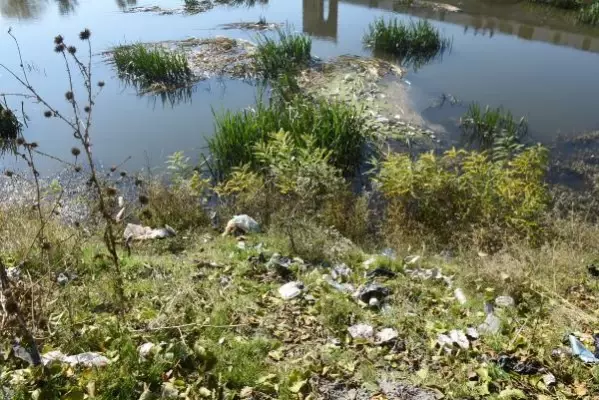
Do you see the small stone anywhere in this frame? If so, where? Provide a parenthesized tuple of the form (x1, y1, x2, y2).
(278, 281, 303, 300)
(348, 324, 374, 339)
(495, 296, 515, 308)
(376, 328, 398, 344)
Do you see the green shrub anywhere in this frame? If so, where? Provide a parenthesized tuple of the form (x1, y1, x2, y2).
(209, 96, 366, 179)
(460, 103, 527, 161)
(578, 2, 599, 24)
(112, 43, 191, 88)
(375, 146, 550, 247)
(363, 18, 450, 66)
(254, 28, 311, 79)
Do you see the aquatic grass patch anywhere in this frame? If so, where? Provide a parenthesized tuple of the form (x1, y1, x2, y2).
(209, 96, 365, 179)
(578, 1, 599, 24)
(363, 18, 450, 67)
(0, 103, 21, 155)
(254, 28, 312, 79)
(112, 43, 191, 89)
(460, 103, 528, 161)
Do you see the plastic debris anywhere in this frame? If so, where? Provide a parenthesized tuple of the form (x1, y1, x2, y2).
(449, 329, 469, 349)
(375, 328, 398, 344)
(587, 263, 599, 278)
(366, 267, 397, 279)
(323, 275, 355, 294)
(569, 334, 599, 363)
(56, 273, 69, 286)
(348, 324, 374, 339)
(266, 253, 294, 279)
(479, 303, 501, 335)
(497, 355, 543, 375)
(405, 267, 453, 286)
(124, 223, 176, 241)
(222, 214, 260, 236)
(354, 283, 390, 307)
(543, 373, 556, 387)
(381, 248, 397, 260)
(331, 263, 352, 281)
(42, 351, 110, 367)
(454, 288, 467, 305)
(138, 342, 155, 358)
(495, 295, 515, 308)
(6, 267, 20, 281)
(404, 255, 420, 265)
(278, 281, 304, 300)
(466, 327, 479, 340)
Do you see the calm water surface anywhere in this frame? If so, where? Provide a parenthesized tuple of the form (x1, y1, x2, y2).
(1, 0, 599, 170)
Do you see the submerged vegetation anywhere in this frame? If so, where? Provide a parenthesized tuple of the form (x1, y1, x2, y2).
(363, 18, 450, 66)
(460, 103, 528, 161)
(112, 43, 191, 89)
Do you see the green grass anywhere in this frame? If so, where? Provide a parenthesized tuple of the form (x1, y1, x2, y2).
(363, 18, 450, 66)
(208, 96, 366, 179)
(112, 43, 191, 88)
(254, 28, 312, 79)
(578, 1, 599, 24)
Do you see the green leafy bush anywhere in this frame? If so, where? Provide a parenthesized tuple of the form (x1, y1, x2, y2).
(363, 18, 450, 66)
(0, 103, 21, 155)
(375, 146, 550, 247)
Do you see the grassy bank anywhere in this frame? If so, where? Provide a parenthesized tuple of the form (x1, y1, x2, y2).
(2, 142, 599, 398)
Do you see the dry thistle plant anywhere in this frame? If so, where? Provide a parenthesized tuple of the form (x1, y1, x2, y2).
(0, 29, 126, 321)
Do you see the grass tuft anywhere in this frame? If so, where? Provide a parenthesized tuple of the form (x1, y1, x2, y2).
(254, 28, 312, 79)
(112, 43, 191, 88)
(363, 18, 450, 66)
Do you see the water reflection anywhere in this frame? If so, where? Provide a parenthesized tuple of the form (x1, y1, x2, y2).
(303, 0, 338, 40)
(0, 0, 79, 19)
(115, 0, 137, 11)
(341, 0, 599, 54)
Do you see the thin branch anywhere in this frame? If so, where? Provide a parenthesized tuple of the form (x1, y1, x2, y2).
(129, 323, 247, 333)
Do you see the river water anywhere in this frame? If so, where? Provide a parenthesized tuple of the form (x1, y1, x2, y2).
(1, 0, 599, 171)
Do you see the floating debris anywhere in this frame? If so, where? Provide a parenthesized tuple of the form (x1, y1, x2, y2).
(219, 21, 282, 31)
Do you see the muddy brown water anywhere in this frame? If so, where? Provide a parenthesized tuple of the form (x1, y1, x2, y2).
(1, 0, 599, 171)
